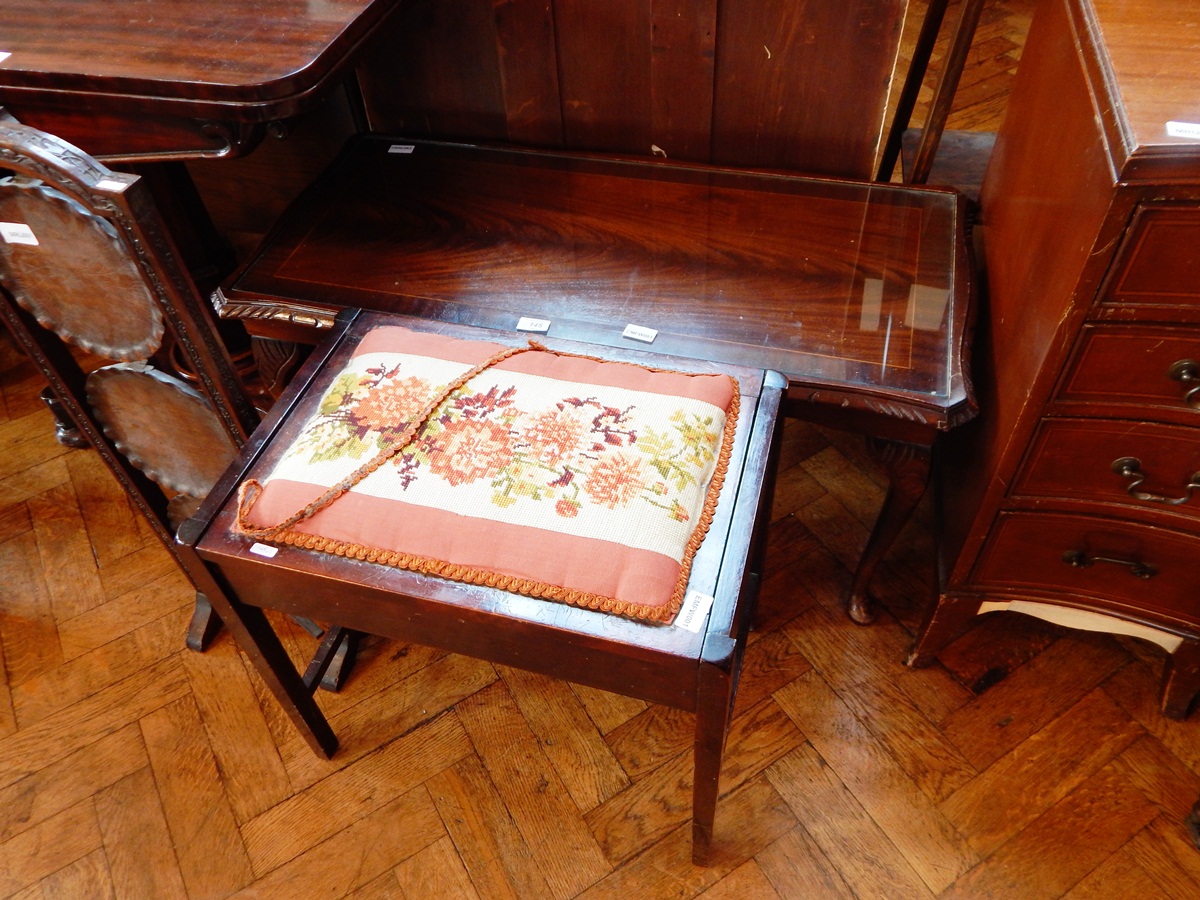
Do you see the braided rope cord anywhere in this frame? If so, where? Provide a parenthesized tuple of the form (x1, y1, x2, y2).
(236, 340, 543, 539)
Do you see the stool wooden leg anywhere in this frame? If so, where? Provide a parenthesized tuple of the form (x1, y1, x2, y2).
(847, 439, 932, 625)
(205, 588, 337, 757)
(303, 626, 360, 693)
(693, 636, 739, 866)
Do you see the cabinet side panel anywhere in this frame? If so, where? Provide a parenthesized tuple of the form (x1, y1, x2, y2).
(940, 0, 1119, 582)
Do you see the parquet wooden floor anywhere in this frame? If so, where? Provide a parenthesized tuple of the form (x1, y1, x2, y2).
(4, 1, 1200, 896)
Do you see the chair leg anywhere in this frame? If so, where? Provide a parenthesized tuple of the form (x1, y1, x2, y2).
(303, 626, 360, 693)
(39, 386, 89, 448)
(208, 592, 337, 757)
(292, 619, 359, 692)
(185, 592, 224, 652)
(174, 542, 338, 758)
(185, 583, 359, 693)
(320, 629, 360, 693)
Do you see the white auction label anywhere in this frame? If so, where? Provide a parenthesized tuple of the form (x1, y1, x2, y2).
(249, 542, 279, 559)
(0, 53, 10, 64)
(0, 222, 38, 246)
(622, 323, 658, 343)
(516, 316, 551, 333)
(1167, 121, 1200, 139)
(388, 144, 416, 154)
(95, 178, 129, 192)
(675, 589, 714, 633)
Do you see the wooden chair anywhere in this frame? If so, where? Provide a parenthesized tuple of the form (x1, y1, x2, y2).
(877, 0, 992, 198)
(178, 310, 785, 865)
(0, 111, 352, 682)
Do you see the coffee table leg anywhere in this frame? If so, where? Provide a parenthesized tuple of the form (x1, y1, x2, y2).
(846, 438, 932, 625)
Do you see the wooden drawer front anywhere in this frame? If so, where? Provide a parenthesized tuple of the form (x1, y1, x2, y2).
(1014, 418, 1200, 519)
(973, 512, 1200, 626)
(1099, 205, 1200, 319)
(1057, 324, 1200, 420)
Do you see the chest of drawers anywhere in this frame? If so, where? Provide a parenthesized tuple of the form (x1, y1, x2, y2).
(912, 0, 1200, 716)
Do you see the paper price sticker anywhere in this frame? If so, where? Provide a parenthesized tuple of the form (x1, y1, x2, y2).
(674, 589, 714, 633)
(1167, 121, 1200, 139)
(0, 53, 11, 65)
(0, 222, 38, 246)
(249, 542, 279, 559)
(622, 323, 658, 344)
(516, 316, 551, 333)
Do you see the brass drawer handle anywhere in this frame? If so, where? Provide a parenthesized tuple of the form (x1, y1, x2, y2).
(1062, 549, 1158, 579)
(1167, 359, 1200, 409)
(1111, 457, 1200, 506)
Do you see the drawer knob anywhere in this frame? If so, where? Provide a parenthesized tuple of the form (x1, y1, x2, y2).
(1062, 549, 1158, 579)
(1167, 359, 1200, 409)
(1111, 456, 1200, 506)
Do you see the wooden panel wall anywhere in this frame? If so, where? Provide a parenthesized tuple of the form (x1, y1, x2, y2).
(355, 0, 909, 179)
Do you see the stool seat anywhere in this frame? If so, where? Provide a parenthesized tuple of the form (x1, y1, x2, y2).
(234, 324, 740, 623)
(178, 310, 785, 865)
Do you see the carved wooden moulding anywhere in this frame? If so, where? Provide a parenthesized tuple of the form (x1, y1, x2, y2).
(0, 176, 163, 360)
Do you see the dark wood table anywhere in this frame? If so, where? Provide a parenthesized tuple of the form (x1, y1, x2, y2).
(0, 0, 402, 162)
(217, 136, 977, 622)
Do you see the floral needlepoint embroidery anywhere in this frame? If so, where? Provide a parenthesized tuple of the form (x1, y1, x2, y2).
(235, 326, 739, 624)
(428, 419, 514, 486)
(351, 373, 431, 431)
(555, 497, 581, 518)
(525, 406, 586, 465)
(584, 453, 647, 509)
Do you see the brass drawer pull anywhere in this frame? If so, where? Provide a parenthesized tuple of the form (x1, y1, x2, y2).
(1167, 359, 1200, 409)
(1062, 549, 1158, 579)
(1111, 457, 1200, 506)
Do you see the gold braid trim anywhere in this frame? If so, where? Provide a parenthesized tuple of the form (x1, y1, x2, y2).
(235, 339, 740, 624)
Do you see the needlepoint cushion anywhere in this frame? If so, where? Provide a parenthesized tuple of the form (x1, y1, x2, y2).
(235, 326, 738, 623)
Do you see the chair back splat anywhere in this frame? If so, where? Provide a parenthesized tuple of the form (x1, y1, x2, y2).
(0, 111, 258, 648)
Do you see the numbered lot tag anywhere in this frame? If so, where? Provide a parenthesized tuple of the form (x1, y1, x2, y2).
(516, 316, 551, 333)
(675, 589, 714, 632)
(622, 323, 658, 344)
(0, 222, 38, 246)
